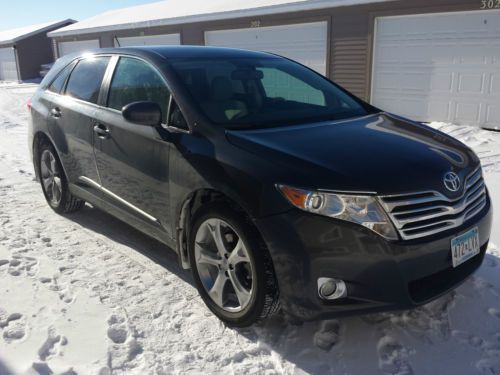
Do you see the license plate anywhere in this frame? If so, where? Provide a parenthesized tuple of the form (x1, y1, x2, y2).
(451, 227, 480, 268)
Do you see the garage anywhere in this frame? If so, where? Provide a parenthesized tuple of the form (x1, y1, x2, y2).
(205, 22, 328, 75)
(0, 47, 18, 81)
(371, 10, 500, 128)
(58, 39, 100, 56)
(0, 20, 73, 81)
(115, 33, 181, 47)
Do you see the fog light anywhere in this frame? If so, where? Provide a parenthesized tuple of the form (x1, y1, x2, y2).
(320, 280, 337, 297)
(318, 278, 347, 300)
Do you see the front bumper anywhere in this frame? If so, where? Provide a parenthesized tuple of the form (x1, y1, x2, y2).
(255, 197, 492, 321)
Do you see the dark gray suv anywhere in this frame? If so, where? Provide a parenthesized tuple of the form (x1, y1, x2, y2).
(29, 46, 492, 327)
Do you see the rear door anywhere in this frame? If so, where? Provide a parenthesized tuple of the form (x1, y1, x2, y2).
(47, 56, 110, 196)
(92, 56, 173, 235)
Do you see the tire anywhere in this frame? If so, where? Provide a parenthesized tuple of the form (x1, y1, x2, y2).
(188, 203, 279, 327)
(37, 142, 85, 214)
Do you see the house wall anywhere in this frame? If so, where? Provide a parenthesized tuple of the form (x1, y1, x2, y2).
(16, 21, 75, 81)
(51, 0, 484, 100)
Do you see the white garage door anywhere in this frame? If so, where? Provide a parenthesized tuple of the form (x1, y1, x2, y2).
(205, 22, 328, 75)
(372, 10, 500, 128)
(58, 40, 100, 56)
(115, 33, 181, 47)
(0, 47, 18, 81)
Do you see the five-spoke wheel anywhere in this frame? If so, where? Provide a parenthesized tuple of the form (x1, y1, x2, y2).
(194, 218, 254, 312)
(189, 204, 279, 327)
(37, 142, 85, 214)
(40, 149, 63, 206)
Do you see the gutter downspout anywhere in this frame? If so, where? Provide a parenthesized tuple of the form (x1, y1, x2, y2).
(13, 44, 21, 82)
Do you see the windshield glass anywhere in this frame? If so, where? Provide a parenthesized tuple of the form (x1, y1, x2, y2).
(169, 56, 376, 128)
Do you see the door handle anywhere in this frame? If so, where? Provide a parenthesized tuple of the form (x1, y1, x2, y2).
(93, 124, 110, 139)
(50, 107, 61, 118)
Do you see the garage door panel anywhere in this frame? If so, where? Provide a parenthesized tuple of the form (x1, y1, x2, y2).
(205, 22, 327, 75)
(458, 73, 485, 94)
(372, 10, 500, 128)
(491, 75, 500, 95)
(0, 47, 18, 81)
(431, 73, 453, 92)
(486, 105, 500, 127)
(428, 101, 451, 119)
(59, 40, 100, 56)
(454, 102, 481, 123)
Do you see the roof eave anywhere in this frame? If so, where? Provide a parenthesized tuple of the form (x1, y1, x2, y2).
(0, 19, 77, 45)
(47, 0, 392, 38)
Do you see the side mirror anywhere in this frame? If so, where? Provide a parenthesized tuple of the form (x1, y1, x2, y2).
(122, 101, 162, 126)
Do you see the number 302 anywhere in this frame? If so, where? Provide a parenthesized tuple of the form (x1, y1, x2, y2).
(481, 0, 500, 9)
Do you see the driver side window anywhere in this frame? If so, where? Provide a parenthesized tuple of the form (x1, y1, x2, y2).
(107, 57, 170, 123)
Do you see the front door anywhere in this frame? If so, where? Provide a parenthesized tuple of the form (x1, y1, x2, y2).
(93, 56, 172, 235)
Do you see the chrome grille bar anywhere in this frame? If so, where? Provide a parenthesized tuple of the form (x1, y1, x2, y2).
(379, 167, 488, 240)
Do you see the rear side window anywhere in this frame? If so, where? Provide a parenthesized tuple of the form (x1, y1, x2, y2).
(65, 57, 110, 104)
(47, 61, 76, 94)
(107, 57, 170, 122)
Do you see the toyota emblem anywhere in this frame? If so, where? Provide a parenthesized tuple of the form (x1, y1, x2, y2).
(443, 172, 461, 192)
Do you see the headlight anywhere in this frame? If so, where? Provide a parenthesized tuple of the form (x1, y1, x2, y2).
(277, 185, 398, 240)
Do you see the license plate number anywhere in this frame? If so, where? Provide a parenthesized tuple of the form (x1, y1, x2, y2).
(451, 227, 480, 268)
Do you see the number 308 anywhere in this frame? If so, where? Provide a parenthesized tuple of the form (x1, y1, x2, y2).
(481, 0, 500, 9)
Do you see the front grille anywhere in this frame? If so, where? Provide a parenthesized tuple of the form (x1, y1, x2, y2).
(379, 167, 487, 240)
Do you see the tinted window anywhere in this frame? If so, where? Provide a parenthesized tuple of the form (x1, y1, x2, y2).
(170, 57, 375, 129)
(108, 57, 170, 123)
(259, 68, 325, 106)
(48, 61, 75, 94)
(65, 57, 110, 104)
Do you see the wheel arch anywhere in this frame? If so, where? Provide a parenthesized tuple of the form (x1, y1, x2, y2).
(32, 131, 72, 184)
(176, 188, 258, 270)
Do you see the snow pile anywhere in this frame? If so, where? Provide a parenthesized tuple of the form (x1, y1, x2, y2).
(0, 85, 500, 374)
(428, 121, 500, 173)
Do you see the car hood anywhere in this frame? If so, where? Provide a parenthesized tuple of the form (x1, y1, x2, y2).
(226, 113, 479, 196)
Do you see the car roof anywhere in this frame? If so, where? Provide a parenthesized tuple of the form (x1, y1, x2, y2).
(83, 45, 280, 61)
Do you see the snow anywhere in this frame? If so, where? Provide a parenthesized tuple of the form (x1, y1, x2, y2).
(0, 83, 500, 374)
(0, 20, 75, 45)
(47, 0, 392, 37)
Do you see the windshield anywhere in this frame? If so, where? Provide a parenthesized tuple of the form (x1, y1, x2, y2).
(169, 56, 376, 129)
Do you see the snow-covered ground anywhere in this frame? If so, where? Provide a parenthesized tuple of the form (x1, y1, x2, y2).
(0, 83, 499, 375)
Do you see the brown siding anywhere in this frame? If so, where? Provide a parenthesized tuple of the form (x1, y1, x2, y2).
(331, 13, 370, 99)
(51, 0, 483, 99)
(16, 21, 74, 80)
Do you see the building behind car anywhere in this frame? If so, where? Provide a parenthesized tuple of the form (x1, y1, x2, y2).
(47, 0, 499, 129)
(0, 20, 75, 82)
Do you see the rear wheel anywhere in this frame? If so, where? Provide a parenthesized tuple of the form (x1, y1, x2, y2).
(38, 143, 84, 214)
(189, 204, 279, 327)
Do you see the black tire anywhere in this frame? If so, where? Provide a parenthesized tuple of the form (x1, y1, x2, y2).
(37, 142, 85, 214)
(188, 203, 280, 327)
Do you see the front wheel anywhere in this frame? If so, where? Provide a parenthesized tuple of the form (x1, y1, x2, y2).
(188, 204, 279, 327)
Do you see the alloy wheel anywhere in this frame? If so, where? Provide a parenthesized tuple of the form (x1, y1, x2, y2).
(40, 149, 62, 206)
(194, 218, 255, 312)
